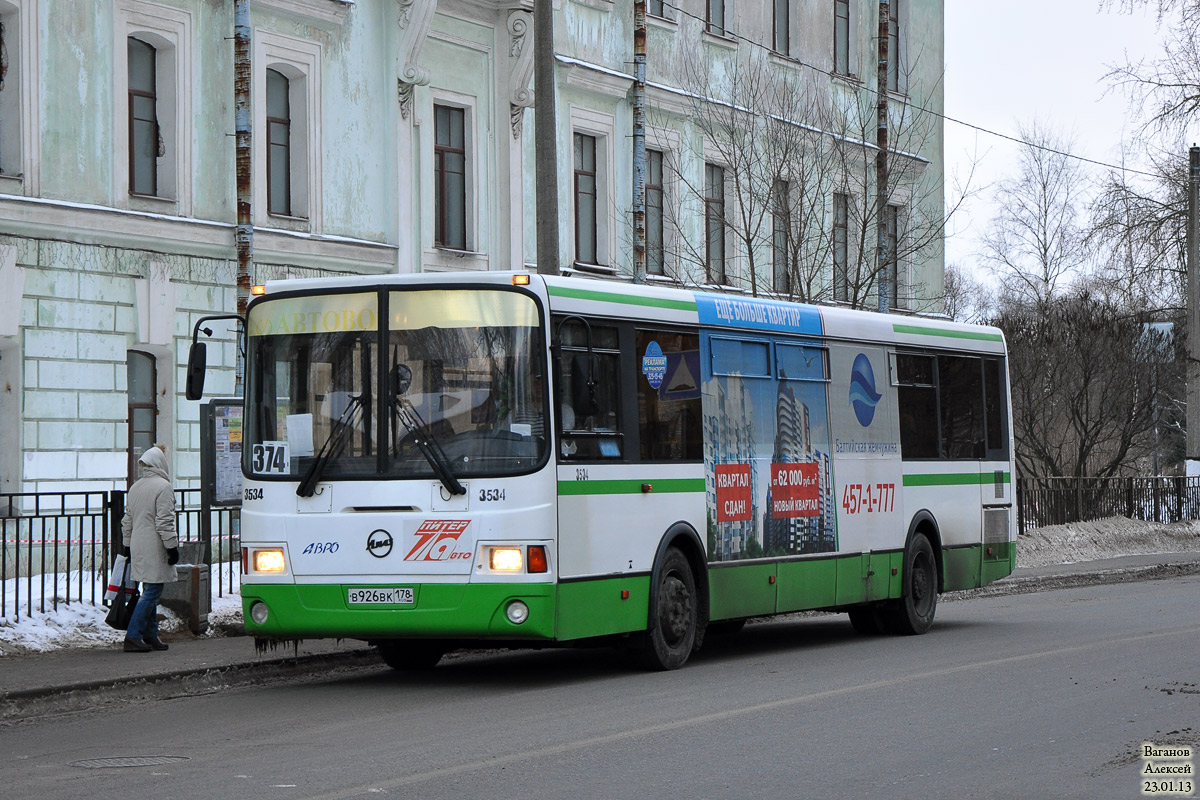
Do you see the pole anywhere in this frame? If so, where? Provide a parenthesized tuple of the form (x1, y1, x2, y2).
(875, 0, 890, 314)
(534, 0, 559, 275)
(234, 0, 252, 392)
(1187, 145, 1200, 475)
(632, 0, 647, 284)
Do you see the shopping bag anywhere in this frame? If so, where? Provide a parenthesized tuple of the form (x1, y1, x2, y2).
(104, 560, 140, 631)
(104, 553, 136, 602)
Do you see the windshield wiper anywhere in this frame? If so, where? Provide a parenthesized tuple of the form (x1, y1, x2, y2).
(297, 394, 365, 497)
(389, 363, 465, 496)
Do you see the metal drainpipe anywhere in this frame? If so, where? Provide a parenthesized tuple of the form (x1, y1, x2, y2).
(234, 0, 253, 392)
(632, 0, 647, 284)
(876, 0, 889, 314)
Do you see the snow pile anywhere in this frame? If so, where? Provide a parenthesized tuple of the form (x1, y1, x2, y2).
(0, 565, 244, 657)
(1017, 517, 1200, 568)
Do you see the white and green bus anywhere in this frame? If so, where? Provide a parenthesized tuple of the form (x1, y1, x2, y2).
(187, 272, 1016, 670)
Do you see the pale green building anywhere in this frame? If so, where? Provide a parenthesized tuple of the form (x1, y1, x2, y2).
(0, 0, 943, 494)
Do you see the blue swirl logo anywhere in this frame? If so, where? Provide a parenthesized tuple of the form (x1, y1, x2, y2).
(849, 353, 882, 427)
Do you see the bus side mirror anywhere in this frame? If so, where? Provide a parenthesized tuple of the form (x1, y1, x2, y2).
(185, 342, 207, 401)
(570, 353, 600, 418)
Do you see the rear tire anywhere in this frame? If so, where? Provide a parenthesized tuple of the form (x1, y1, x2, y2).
(883, 532, 938, 635)
(635, 547, 698, 670)
(377, 640, 446, 670)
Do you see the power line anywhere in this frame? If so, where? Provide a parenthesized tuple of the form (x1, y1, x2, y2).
(656, 0, 1166, 181)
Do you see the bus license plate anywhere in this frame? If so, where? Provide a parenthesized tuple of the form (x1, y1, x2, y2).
(347, 587, 414, 605)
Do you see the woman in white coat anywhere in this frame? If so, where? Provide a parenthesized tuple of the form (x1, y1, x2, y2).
(120, 445, 180, 653)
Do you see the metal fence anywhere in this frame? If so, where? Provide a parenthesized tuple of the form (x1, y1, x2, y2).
(1017, 476, 1200, 534)
(1, 489, 240, 619)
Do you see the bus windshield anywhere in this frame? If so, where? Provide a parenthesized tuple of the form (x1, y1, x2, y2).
(244, 287, 547, 482)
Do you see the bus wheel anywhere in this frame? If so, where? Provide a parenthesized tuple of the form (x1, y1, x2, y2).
(885, 533, 938, 635)
(847, 606, 885, 635)
(636, 548, 698, 670)
(377, 640, 445, 670)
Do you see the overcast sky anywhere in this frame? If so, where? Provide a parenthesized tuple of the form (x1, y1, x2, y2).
(943, 0, 1168, 268)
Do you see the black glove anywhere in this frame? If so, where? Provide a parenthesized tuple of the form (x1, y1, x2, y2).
(167, 547, 180, 566)
(122, 546, 131, 558)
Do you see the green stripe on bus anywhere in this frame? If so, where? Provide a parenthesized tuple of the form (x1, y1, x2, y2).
(903, 472, 1011, 487)
(548, 285, 698, 312)
(892, 323, 1004, 342)
(557, 478, 706, 496)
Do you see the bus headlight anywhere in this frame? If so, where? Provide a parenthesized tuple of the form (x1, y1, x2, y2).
(489, 547, 523, 572)
(505, 600, 530, 625)
(253, 548, 286, 573)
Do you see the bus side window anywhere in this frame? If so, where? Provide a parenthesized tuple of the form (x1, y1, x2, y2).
(938, 355, 986, 459)
(895, 353, 938, 459)
(555, 318, 623, 460)
(982, 357, 1009, 459)
(636, 329, 702, 462)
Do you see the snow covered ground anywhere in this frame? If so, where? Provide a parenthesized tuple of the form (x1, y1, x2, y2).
(0, 564, 244, 657)
(1, 518, 1198, 657)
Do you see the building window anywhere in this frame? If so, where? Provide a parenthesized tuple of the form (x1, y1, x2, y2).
(832, 193, 848, 302)
(646, 148, 665, 276)
(434, 105, 467, 250)
(574, 132, 598, 265)
(0, 4, 22, 178)
(256, 31, 322, 227)
(704, 164, 726, 285)
(774, 0, 790, 55)
(885, 203, 901, 308)
(128, 37, 159, 197)
(707, 0, 724, 36)
(648, 0, 666, 18)
(834, 0, 850, 75)
(127, 350, 157, 485)
(887, 0, 900, 92)
(773, 180, 789, 293)
(266, 68, 291, 216)
(116, 2, 192, 211)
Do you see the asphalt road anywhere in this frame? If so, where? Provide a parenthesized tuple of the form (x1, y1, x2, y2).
(3, 576, 1198, 800)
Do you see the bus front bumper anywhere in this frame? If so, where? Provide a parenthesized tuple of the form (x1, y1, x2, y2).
(242, 582, 557, 641)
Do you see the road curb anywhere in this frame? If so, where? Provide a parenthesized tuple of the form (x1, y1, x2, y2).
(0, 647, 380, 722)
(945, 559, 1200, 601)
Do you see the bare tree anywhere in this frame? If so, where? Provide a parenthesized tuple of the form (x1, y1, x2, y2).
(651, 29, 949, 311)
(979, 122, 1093, 308)
(1088, 145, 1187, 313)
(996, 286, 1168, 477)
(942, 262, 994, 323)
(1106, 0, 1200, 135)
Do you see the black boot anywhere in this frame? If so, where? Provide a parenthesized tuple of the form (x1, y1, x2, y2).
(145, 635, 169, 651)
(124, 638, 152, 653)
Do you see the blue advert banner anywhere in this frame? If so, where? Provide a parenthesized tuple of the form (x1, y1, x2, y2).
(695, 294, 824, 336)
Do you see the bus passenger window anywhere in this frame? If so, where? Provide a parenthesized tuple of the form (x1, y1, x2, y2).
(636, 329, 702, 462)
(895, 353, 937, 459)
(938, 356, 985, 459)
(556, 319, 623, 460)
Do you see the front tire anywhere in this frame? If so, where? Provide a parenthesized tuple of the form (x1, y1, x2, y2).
(635, 548, 698, 670)
(884, 532, 938, 635)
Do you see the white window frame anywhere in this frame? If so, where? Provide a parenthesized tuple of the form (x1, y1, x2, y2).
(428, 92, 477, 255)
(0, 0, 38, 194)
(703, 160, 729, 287)
(113, 0, 192, 214)
(646, 125, 681, 282)
(569, 107, 615, 272)
(254, 29, 322, 230)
